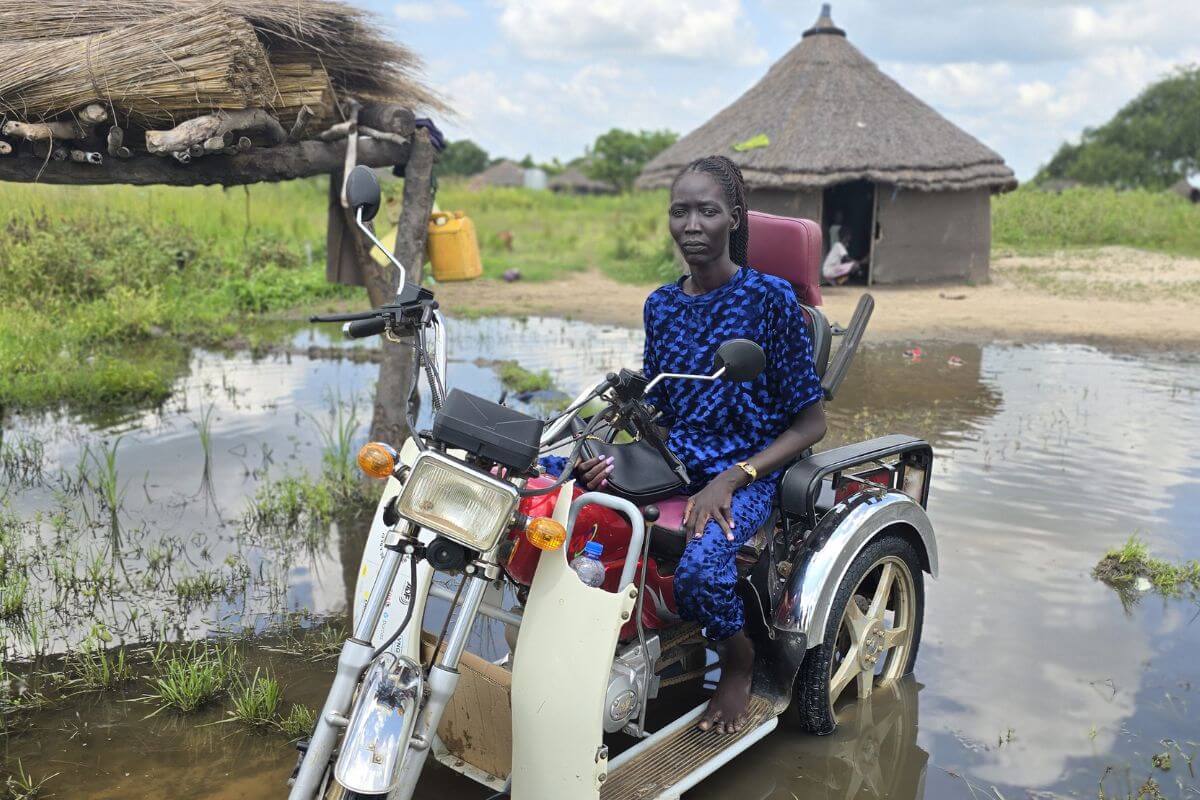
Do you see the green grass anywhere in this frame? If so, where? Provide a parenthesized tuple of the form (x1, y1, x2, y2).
(65, 643, 135, 691)
(2, 760, 57, 799)
(994, 185, 1200, 256)
(433, 181, 675, 284)
(0, 178, 356, 413)
(227, 668, 282, 728)
(1093, 535, 1200, 597)
(144, 642, 243, 715)
(277, 703, 316, 740)
(497, 360, 554, 394)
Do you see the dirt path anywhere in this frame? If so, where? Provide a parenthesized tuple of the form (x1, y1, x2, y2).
(433, 247, 1200, 350)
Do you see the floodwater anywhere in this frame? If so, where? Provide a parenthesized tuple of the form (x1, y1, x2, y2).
(3, 317, 1199, 799)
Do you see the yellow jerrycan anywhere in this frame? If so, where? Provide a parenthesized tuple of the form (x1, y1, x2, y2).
(426, 210, 483, 281)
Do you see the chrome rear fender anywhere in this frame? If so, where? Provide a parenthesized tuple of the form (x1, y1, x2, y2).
(773, 490, 937, 643)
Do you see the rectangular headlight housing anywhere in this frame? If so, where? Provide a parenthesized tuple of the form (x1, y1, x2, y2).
(395, 451, 519, 552)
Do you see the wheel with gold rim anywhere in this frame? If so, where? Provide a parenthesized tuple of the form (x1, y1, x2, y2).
(793, 534, 924, 735)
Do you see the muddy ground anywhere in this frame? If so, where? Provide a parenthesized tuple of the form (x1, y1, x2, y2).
(431, 247, 1200, 350)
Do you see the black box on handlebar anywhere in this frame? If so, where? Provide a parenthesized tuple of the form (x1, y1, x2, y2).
(432, 389, 545, 473)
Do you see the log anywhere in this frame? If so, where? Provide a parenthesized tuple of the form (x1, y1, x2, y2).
(0, 136, 411, 185)
(359, 104, 416, 137)
(368, 127, 437, 445)
(0, 142, 12, 156)
(70, 150, 103, 164)
(144, 109, 286, 155)
(2, 120, 85, 141)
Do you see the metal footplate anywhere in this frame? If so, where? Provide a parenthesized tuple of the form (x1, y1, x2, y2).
(601, 694, 777, 800)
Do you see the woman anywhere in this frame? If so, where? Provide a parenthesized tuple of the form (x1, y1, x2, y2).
(570, 155, 827, 734)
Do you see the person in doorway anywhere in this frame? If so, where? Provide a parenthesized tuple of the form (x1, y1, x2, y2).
(549, 156, 827, 734)
(822, 227, 861, 284)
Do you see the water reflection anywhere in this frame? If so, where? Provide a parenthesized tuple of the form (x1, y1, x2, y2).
(3, 319, 1200, 800)
(692, 679, 928, 800)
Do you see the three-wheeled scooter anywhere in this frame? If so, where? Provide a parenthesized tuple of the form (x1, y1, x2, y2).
(288, 165, 937, 800)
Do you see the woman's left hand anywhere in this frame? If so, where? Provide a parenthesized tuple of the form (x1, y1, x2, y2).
(684, 474, 740, 541)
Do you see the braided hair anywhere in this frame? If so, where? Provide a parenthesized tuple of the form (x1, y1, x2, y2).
(673, 155, 750, 267)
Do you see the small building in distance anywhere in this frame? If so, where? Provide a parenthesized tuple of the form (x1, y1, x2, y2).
(469, 159, 525, 190)
(467, 159, 547, 191)
(637, 4, 1016, 285)
(549, 166, 617, 195)
(1170, 178, 1200, 203)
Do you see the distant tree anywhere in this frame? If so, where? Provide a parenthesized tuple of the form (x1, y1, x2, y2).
(1036, 65, 1200, 189)
(438, 139, 489, 176)
(519, 154, 536, 169)
(585, 128, 679, 192)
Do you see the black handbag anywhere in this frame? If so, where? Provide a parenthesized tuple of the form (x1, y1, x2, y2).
(572, 417, 688, 505)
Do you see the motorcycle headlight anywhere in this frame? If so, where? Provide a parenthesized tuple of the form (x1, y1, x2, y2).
(395, 451, 519, 552)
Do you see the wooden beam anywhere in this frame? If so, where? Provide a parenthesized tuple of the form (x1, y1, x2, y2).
(0, 136, 411, 186)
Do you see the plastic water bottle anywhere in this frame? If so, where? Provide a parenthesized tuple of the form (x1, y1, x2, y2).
(570, 541, 606, 588)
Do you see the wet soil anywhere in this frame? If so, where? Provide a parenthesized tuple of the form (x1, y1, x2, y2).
(3, 317, 1199, 799)
(430, 248, 1200, 349)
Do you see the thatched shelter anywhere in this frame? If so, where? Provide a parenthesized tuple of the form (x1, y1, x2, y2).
(468, 159, 526, 190)
(637, 4, 1016, 285)
(549, 166, 616, 195)
(1170, 178, 1199, 203)
(0, 0, 446, 446)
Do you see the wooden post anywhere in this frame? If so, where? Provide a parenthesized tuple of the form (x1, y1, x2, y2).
(369, 127, 437, 446)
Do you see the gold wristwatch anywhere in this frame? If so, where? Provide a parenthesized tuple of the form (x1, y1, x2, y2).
(735, 461, 758, 483)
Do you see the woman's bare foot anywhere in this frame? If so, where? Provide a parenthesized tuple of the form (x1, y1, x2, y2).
(697, 630, 754, 734)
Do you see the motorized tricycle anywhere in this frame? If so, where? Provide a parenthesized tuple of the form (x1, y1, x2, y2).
(288, 165, 937, 800)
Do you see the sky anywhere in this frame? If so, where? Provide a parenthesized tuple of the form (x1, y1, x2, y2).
(361, 1, 1200, 181)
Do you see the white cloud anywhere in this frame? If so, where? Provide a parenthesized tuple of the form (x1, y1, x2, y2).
(394, 2, 466, 22)
(494, 0, 766, 66)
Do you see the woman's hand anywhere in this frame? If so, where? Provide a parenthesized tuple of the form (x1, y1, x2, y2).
(575, 455, 614, 491)
(684, 473, 743, 541)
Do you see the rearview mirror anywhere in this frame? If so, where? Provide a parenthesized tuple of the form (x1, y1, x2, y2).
(345, 165, 381, 222)
(713, 339, 765, 382)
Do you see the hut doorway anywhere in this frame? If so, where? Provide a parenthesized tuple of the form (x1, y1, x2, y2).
(822, 180, 875, 283)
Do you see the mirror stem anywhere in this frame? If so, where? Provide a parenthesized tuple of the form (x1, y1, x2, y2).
(643, 365, 726, 396)
(355, 206, 408, 291)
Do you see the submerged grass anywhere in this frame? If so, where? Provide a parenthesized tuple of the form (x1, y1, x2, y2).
(144, 642, 243, 715)
(1093, 535, 1200, 598)
(2, 760, 57, 799)
(497, 360, 554, 394)
(226, 668, 282, 728)
(277, 703, 316, 740)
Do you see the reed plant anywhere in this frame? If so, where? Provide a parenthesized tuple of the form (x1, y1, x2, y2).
(227, 668, 282, 728)
(144, 642, 243, 715)
(277, 703, 316, 740)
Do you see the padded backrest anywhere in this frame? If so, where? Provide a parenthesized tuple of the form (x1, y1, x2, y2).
(746, 210, 830, 377)
(746, 210, 822, 307)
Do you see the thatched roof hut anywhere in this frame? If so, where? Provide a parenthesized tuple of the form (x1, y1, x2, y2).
(1170, 178, 1199, 203)
(549, 166, 616, 195)
(468, 159, 526, 190)
(637, 4, 1016, 285)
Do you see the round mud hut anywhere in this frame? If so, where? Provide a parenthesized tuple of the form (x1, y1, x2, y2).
(637, 4, 1017, 285)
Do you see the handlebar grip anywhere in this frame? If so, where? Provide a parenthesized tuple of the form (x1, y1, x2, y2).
(310, 309, 379, 323)
(343, 317, 389, 339)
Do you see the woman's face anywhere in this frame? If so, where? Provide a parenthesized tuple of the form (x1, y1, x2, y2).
(669, 171, 740, 268)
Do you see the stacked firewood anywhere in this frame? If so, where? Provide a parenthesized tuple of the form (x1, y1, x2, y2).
(0, 0, 443, 169)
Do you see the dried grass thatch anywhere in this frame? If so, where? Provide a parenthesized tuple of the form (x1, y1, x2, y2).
(638, 7, 1015, 193)
(0, 8, 270, 125)
(0, 0, 446, 116)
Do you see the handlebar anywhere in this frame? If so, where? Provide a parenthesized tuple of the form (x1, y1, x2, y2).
(344, 317, 389, 339)
(310, 309, 380, 323)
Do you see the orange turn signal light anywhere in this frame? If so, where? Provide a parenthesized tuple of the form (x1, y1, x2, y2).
(357, 442, 398, 480)
(525, 517, 567, 551)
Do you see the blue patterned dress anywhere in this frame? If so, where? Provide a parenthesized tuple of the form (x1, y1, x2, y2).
(643, 267, 822, 641)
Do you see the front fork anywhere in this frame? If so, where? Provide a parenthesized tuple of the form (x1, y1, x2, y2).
(288, 535, 489, 800)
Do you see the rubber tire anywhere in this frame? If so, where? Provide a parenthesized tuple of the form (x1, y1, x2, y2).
(793, 534, 924, 735)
